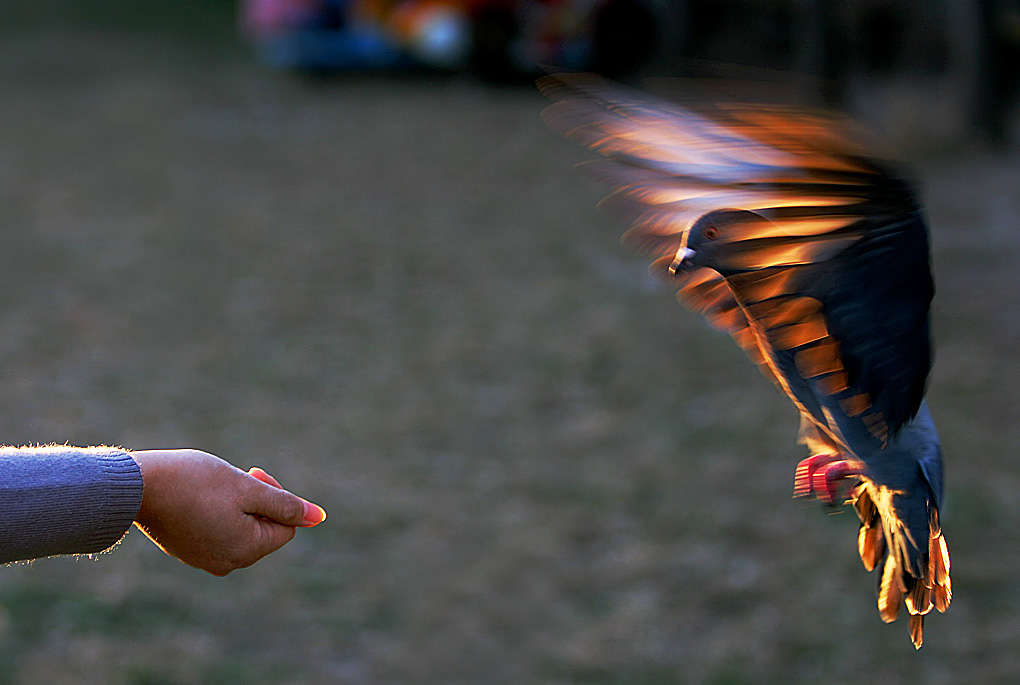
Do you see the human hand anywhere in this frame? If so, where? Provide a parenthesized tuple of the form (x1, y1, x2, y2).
(131, 449, 326, 576)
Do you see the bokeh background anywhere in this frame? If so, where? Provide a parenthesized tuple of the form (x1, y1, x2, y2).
(0, 1, 1017, 683)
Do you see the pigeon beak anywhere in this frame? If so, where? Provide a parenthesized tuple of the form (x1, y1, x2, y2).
(668, 247, 696, 276)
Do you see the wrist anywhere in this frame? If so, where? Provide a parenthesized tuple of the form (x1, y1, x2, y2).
(131, 449, 178, 528)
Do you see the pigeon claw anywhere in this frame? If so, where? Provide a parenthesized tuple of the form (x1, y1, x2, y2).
(793, 453, 864, 504)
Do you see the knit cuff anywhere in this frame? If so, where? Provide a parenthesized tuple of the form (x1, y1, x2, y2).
(81, 448, 145, 555)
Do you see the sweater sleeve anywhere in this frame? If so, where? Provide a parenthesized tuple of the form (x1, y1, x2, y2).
(0, 445, 143, 564)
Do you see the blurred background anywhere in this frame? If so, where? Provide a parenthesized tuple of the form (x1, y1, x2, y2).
(0, 1, 1017, 683)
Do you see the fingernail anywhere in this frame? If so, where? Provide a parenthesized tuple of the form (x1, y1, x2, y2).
(301, 501, 326, 526)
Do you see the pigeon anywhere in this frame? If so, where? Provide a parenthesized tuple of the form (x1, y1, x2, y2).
(539, 72, 951, 648)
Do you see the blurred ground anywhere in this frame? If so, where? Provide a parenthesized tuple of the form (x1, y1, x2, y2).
(0, 17, 1018, 685)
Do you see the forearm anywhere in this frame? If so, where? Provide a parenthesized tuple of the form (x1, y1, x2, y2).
(0, 445, 143, 563)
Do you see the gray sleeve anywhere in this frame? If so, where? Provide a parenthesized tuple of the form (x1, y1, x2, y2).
(0, 445, 143, 564)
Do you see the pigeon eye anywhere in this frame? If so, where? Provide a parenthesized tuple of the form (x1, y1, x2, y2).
(704, 226, 719, 240)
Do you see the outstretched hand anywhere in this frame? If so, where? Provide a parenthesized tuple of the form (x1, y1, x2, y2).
(131, 449, 326, 576)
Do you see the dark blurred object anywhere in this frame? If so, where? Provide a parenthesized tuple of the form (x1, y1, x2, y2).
(664, 0, 1020, 145)
(239, 0, 663, 77)
(819, 0, 1020, 145)
(240, 0, 1016, 141)
(974, 0, 1020, 144)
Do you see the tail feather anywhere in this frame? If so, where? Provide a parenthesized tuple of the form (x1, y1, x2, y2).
(877, 551, 904, 623)
(931, 529, 952, 613)
(905, 575, 933, 615)
(909, 615, 924, 649)
(851, 482, 951, 649)
(856, 492, 886, 572)
(928, 508, 952, 613)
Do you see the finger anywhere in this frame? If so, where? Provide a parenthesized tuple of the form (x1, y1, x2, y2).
(253, 517, 298, 556)
(246, 480, 326, 527)
(248, 466, 283, 489)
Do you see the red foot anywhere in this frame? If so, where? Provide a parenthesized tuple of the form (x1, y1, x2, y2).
(793, 453, 864, 504)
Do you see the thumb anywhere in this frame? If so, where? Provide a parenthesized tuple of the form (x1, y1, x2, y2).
(247, 479, 326, 527)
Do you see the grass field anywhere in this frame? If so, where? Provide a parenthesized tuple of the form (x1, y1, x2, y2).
(0, 19, 1018, 685)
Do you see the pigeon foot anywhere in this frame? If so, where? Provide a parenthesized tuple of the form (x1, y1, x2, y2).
(793, 453, 865, 504)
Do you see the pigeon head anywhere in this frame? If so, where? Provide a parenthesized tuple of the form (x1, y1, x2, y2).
(670, 208, 862, 277)
(670, 209, 767, 276)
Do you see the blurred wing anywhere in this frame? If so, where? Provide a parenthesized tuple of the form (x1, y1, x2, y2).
(539, 72, 933, 451)
(650, 257, 781, 389)
(540, 72, 906, 249)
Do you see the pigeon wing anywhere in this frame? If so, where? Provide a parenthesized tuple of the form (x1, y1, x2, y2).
(539, 72, 933, 453)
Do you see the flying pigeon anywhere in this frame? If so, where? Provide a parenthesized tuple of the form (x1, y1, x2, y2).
(539, 72, 951, 648)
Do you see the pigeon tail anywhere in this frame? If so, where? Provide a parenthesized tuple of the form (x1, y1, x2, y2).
(851, 480, 951, 649)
